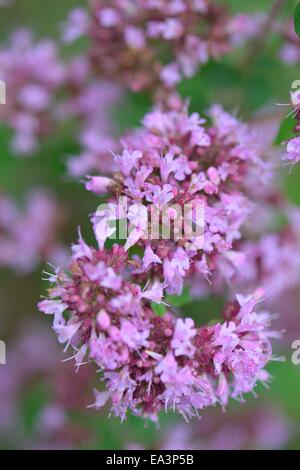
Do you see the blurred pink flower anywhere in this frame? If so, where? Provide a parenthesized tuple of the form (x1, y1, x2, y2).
(0, 30, 65, 155)
(0, 190, 67, 272)
(63, 1, 232, 94)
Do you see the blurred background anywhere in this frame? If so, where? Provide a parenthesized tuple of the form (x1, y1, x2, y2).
(1, 0, 300, 450)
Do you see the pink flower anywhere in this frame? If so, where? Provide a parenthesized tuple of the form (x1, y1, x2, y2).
(171, 318, 196, 357)
(283, 136, 300, 167)
(143, 245, 162, 270)
(160, 63, 181, 87)
(163, 248, 190, 294)
(79, 0, 232, 93)
(140, 281, 165, 304)
(85, 176, 114, 194)
(120, 320, 149, 349)
(124, 27, 146, 49)
(53, 323, 81, 348)
(62, 8, 89, 43)
(93, 203, 118, 248)
(161, 19, 184, 40)
(71, 228, 92, 260)
(97, 8, 120, 27)
(116, 150, 143, 176)
(97, 310, 111, 330)
(18, 84, 50, 112)
(276, 19, 300, 66)
(145, 184, 174, 207)
(101, 267, 123, 291)
(89, 390, 111, 410)
(227, 13, 266, 47)
(38, 299, 67, 317)
(160, 153, 192, 182)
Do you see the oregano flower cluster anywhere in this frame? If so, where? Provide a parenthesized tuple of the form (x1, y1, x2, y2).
(84, 102, 271, 295)
(63, 0, 232, 95)
(39, 100, 281, 420)
(39, 232, 276, 421)
(32, 0, 300, 424)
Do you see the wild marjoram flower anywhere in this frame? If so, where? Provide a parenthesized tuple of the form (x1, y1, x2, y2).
(37, 1, 283, 423)
(38, 229, 276, 422)
(62, 1, 232, 96)
(85, 102, 271, 296)
(38, 100, 279, 421)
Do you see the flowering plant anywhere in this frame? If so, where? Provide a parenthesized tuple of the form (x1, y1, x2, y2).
(2, 0, 300, 450)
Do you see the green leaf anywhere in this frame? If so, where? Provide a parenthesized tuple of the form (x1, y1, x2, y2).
(294, 2, 300, 38)
(151, 286, 192, 316)
(151, 302, 167, 316)
(274, 114, 295, 145)
(165, 286, 192, 308)
(207, 318, 220, 326)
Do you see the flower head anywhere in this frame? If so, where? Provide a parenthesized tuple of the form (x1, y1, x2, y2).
(63, 1, 232, 94)
(88, 103, 270, 295)
(39, 252, 274, 421)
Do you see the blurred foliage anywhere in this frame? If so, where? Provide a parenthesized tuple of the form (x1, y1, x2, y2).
(294, 2, 300, 38)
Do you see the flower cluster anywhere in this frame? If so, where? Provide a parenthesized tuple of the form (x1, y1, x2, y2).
(31, 1, 293, 425)
(221, 12, 300, 67)
(39, 231, 275, 421)
(0, 190, 66, 272)
(63, 1, 231, 94)
(86, 102, 271, 295)
(227, 12, 266, 48)
(0, 29, 65, 155)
